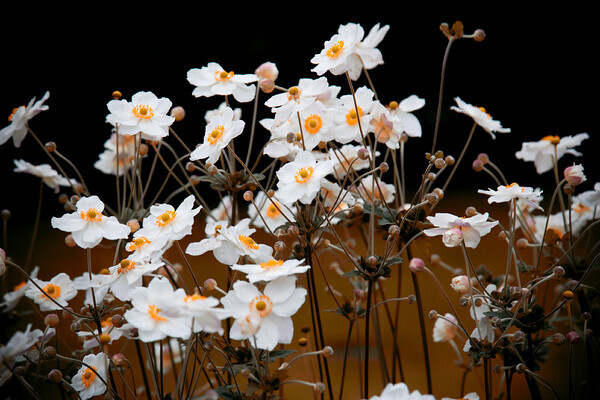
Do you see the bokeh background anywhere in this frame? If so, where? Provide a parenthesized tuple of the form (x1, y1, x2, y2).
(1, 4, 598, 399)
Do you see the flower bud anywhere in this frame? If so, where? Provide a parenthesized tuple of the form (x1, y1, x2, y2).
(112, 353, 128, 367)
(260, 79, 275, 94)
(450, 275, 471, 295)
(442, 227, 463, 247)
(472, 159, 484, 172)
(379, 162, 389, 173)
(314, 382, 326, 394)
(428, 310, 438, 320)
(111, 314, 125, 328)
(204, 278, 217, 291)
(44, 313, 60, 327)
(434, 157, 445, 169)
(426, 192, 439, 205)
(473, 29, 486, 41)
(45, 141, 57, 152)
(43, 346, 57, 360)
(553, 266, 565, 279)
(357, 147, 370, 160)
(566, 330, 581, 345)
(564, 164, 586, 186)
(552, 332, 565, 345)
(47, 369, 63, 383)
(407, 294, 417, 304)
(170, 106, 186, 122)
(409, 258, 425, 273)
(126, 219, 140, 233)
(255, 61, 279, 81)
(243, 191, 254, 201)
(322, 346, 334, 358)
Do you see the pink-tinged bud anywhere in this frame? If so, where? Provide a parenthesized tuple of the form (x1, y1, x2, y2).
(450, 275, 471, 295)
(442, 227, 463, 247)
(409, 258, 425, 273)
(255, 61, 279, 82)
(170, 106, 186, 122)
(238, 312, 261, 336)
(564, 164, 586, 186)
(566, 330, 581, 345)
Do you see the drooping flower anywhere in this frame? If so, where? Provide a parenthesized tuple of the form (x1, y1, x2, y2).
(189, 106, 245, 166)
(424, 212, 499, 249)
(515, 133, 589, 174)
(123, 276, 192, 342)
(51, 195, 131, 249)
(136, 194, 201, 242)
(344, 22, 390, 81)
(13, 159, 74, 193)
(0, 91, 49, 148)
(276, 150, 335, 205)
(187, 62, 258, 103)
(24, 272, 78, 312)
(204, 101, 242, 124)
(0, 323, 55, 369)
(463, 284, 497, 352)
(220, 275, 307, 351)
(450, 275, 473, 295)
(231, 258, 310, 283)
(478, 183, 544, 211)
(106, 91, 175, 140)
(564, 163, 587, 186)
(94, 133, 139, 176)
(70, 352, 108, 400)
(311, 23, 365, 77)
(369, 382, 436, 400)
(433, 313, 458, 343)
(1, 266, 39, 312)
(450, 97, 510, 139)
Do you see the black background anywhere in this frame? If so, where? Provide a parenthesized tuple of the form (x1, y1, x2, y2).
(1, 4, 598, 232)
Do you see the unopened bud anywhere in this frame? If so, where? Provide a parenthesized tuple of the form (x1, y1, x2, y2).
(126, 219, 140, 233)
(204, 278, 217, 291)
(553, 266, 565, 279)
(44, 313, 59, 327)
(111, 314, 125, 328)
(426, 192, 439, 205)
(379, 162, 389, 173)
(243, 191, 254, 201)
(43, 346, 57, 360)
(274, 241, 286, 252)
(65, 234, 77, 247)
(473, 29, 486, 42)
(357, 148, 369, 160)
(566, 330, 581, 345)
(170, 106, 186, 122)
(99, 333, 111, 345)
(186, 161, 195, 172)
(472, 159, 484, 172)
(45, 141, 57, 152)
(444, 155, 455, 166)
(434, 158, 445, 169)
(388, 224, 400, 238)
(47, 369, 63, 383)
(428, 310, 438, 320)
(322, 346, 334, 358)
(314, 382, 326, 394)
(112, 353, 128, 367)
(288, 225, 299, 237)
(407, 294, 417, 304)
(552, 332, 565, 345)
(516, 238, 529, 249)
(409, 258, 425, 273)
(260, 79, 275, 94)
(255, 61, 279, 82)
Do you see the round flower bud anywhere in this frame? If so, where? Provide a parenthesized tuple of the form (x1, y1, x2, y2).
(204, 340, 215, 351)
(99, 333, 111, 345)
(434, 157, 445, 169)
(564, 164, 586, 187)
(407, 294, 417, 304)
(409, 258, 425, 273)
(426, 192, 439, 205)
(170, 106, 186, 122)
(204, 278, 217, 291)
(44, 313, 60, 327)
(286, 132, 296, 143)
(516, 238, 529, 249)
(322, 346, 334, 358)
(243, 191, 254, 201)
(260, 79, 275, 94)
(255, 61, 279, 82)
(1, 209, 11, 220)
(428, 310, 438, 320)
(581, 311, 592, 321)
(388, 224, 400, 238)
(45, 141, 57, 152)
(444, 155, 455, 166)
(516, 363, 527, 373)
(553, 266, 565, 279)
(207, 164, 219, 175)
(314, 382, 326, 394)
(477, 153, 489, 163)
(473, 29, 486, 41)
(65, 234, 77, 247)
(126, 219, 140, 233)
(43, 346, 57, 360)
(47, 369, 63, 383)
(379, 162, 389, 173)
(298, 337, 308, 347)
(433, 188, 444, 200)
(427, 172, 436, 182)
(357, 147, 370, 160)
(450, 275, 471, 295)
(274, 241, 286, 252)
(288, 225, 300, 237)
(112, 353, 128, 367)
(112, 91, 122, 100)
(111, 314, 125, 328)
(552, 332, 565, 345)
(472, 159, 484, 172)
(566, 330, 581, 345)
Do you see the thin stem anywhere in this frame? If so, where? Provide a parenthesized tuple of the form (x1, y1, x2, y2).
(363, 278, 374, 399)
(431, 36, 455, 154)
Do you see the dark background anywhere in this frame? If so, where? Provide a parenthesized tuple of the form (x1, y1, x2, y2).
(1, 5, 597, 240)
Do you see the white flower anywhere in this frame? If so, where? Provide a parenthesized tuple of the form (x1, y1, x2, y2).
(51, 195, 131, 249)
(91, 255, 163, 301)
(390, 95, 426, 139)
(71, 352, 108, 400)
(248, 190, 296, 233)
(189, 106, 245, 165)
(450, 97, 510, 139)
(77, 316, 131, 349)
(515, 133, 589, 174)
(276, 150, 335, 205)
(478, 183, 544, 211)
(332, 86, 376, 144)
(329, 144, 376, 178)
(442, 394, 479, 400)
(209, 218, 273, 265)
(464, 284, 497, 352)
(204, 101, 242, 124)
(261, 117, 303, 161)
(352, 175, 395, 205)
(564, 163, 587, 186)
(185, 219, 229, 258)
(424, 212, 499, 249)
(450, 275, 473, 295)
(264, 77, 331, 123)
(177, 292, 230, 335)
(136, 194, 201, 242)
(125, 232, 169, 261)
(0, 323, 54, 368)
(369, 382, 435, 400)
(344, 22, 390, 81)
(576, 182, 600, 209)
(1, 266, 39, 312)
(123, 276, 192, 342)
(231, 258, 310, 283)
(106, 91, 175, 140)
(187, 62, 258, 103)
(25, 272, 78, 312)
(72, 272, 111, 306)
(433, 313, 458, 343)
(221, 275, 307, 351)
(311, 23, 364, 77)
(13, 159, 73, 193)
(0, 91, 49, 147)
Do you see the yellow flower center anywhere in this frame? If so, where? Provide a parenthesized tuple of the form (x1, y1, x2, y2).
(266, 203, 281, 219)
(541, 135, 561, 144)
(239, 235, 259, 250)
(574, 203, 590, 214)
(81, 367, 97, 388)
(148, 304, 166, 321)
(260, 259, 284, 269)
(81, 208, 103, 222)
(184, 293, 207, 302)
(117, 259, 136, 274)
(478, 106, 491, 118)
(156, 210, 176, 227)
(326, 40, 345, 59)
(8, 106, 22, 121)
(215, 70, 234, 81)
(13, 281, 27, 292)
(249, 295, 273, 317)
(287, 86, 301, 101)
(100, 316, 113, 328)
(304, 114, 323, 135)
(132, 104, 154, 120)
(345, 107, 362, 126)
(504, 182, 525, 192)
(43, 284, 61, 299)
(295, 166, 314, 183)
(207, 125, 225, 145)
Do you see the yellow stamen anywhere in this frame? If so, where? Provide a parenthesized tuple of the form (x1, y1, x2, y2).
(541, 135, 561, 144)
(185, 293, 207, 302)
(206, 125, 225, 145)
(81, 368, 97, 388)
(117, 259, 136, 274)
(215, 70, 234, 81)
(8, 106, 23, 121)
(326, 41, 345, 59)
(13, 281, 27, 291)
(148, 304, 166, 321)
(260, 259, 284, 269)
(249, 295, 273, 317)
(132, 104, 154, 120)
(345, 107, 362, 126)
(295, 166, 314, 183)
(81, 208, 103, 222)
(266, 203, 281, 219)
(304, 114, 323, 135)
(156, 210, 176, 227)
(43, 284, 61, 299)
(239, 235, 259, 250)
